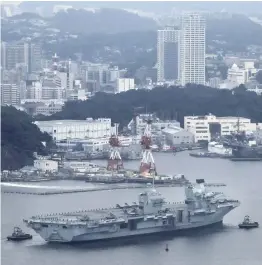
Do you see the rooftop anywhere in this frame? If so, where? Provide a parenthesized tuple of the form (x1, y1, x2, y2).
(162, 126, 183, 134)
(185, 114, 249, 121)
(34, 118, 111, 126)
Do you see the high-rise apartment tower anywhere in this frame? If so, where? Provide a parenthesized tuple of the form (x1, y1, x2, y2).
(157, 26, 180, 82)
(180, 13, 206, 86)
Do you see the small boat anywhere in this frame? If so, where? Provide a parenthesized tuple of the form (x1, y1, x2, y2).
(7, 227, 33, 241)
(238, 215, 259, 229)
(165, 244, 169, 252)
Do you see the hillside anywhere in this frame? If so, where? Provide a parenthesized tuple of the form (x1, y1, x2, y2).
(2, 11, 262, 68)
(18, 1, 262, 16)
(1, 106, 53, 170)
(51, 8, 157, 34)
(206, 14, 262, 51)
(39, 85, 262, 128)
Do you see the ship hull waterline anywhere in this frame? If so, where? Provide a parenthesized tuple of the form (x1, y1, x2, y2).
(44, 221, 224, 245)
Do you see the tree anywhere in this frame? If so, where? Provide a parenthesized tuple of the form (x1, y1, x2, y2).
(1, 106, 53, 170)
(38, 85, 262, 129)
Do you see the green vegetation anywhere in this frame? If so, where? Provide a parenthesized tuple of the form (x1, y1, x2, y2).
(206, 14, 262, 51)
(1, 106, 53, 170)
(41, 85, 262, 128)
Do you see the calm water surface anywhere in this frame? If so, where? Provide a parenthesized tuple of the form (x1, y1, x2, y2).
(2, 152, 262, 265)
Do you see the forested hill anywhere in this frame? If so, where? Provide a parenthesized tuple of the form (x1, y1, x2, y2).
(1, 106, 52, 170)
(40, 85, 262, 128)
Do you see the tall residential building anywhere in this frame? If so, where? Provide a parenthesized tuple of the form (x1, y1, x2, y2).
(1, 83, 20, 105)
(180, 13, 206, 86)
(157, 26, 180, 82)
(1, 41, 42, 73)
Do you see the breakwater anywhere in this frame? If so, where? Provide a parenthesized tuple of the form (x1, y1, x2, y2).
(1, 182, 226, 196)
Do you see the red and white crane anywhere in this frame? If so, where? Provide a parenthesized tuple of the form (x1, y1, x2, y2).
(139, 119, 156, 177)
(107, 124, 123, 171)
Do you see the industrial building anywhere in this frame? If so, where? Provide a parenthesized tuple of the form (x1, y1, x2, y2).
(127, 114, 181, 136)
(162, 126, 194, 145)
(63, 161, 99, 173)
(33, 159, 58, 172)
(184, 114, 262, 142)
(34, 118, 117, 141)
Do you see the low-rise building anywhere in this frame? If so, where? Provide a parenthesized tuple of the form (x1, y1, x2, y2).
(34, 118, 117, 141)
(34, 103, 63, 116)
(33, 159, 58, 172)
(208, 77, 221, 88)
(162, 126, 194, 146)
(115, 78, 135, 93)
(127, 114, 181, 136)
(227, 64, 249, 85)
(184, 114, 259, 142)
(67, 89, 87, 101)
(63, 161, 100, 173)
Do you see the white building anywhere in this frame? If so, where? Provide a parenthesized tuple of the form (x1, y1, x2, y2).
(1, 83, 20, 105)
(33, 159, 58, 172)
(68, 89, 87, 101)
(162, 126, 194, 145)
(27, 81, 42, 101)
(63, 161, 100, 173)
(34, 118, 116, 141)
(184, 114, 259, 142)
(227, 64, 249, 85)
(208, 77, 221, 88)
(54, 71, 67, 89)
(34, 103, 63, 116)
(127, 114, 181, 136)
(56, 135, 140, 152)
(116, 78, 135, 93)
(180, 13, 206, 86)
(157, 26, 180, 82)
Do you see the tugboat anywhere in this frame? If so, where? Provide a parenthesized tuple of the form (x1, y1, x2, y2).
(238, 215, 259, 229)
(7, 227, 33, 241)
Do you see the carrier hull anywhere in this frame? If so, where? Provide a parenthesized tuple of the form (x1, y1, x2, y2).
(53, 221, 224, 244)
(24, 179, 240, 243)
(25, 204, 236, 243)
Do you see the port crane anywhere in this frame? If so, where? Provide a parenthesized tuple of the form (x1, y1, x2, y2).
(139, 118, 156, 177)
(107, 124, 124, 171)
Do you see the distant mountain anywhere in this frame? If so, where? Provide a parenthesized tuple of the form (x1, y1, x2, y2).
(51, 8, 157, 34)
(206, 14, 262, 50)
(19, 1, 262, 16)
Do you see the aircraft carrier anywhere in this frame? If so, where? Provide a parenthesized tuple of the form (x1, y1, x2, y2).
(24, 179, 240, 243)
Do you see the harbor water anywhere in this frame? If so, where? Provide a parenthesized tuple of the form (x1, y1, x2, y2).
(2, 152, 262, 265)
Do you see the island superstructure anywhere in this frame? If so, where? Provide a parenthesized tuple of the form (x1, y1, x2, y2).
(24, 179, 240, 243)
